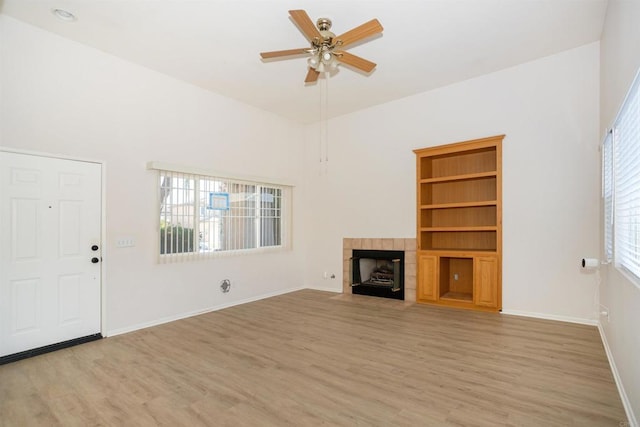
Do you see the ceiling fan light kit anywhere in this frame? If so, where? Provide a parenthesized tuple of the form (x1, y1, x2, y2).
(260, 10, 383, 83)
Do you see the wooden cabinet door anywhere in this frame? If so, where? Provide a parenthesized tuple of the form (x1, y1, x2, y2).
(474, 256, 498, 308)
(417, 254, 438, 302)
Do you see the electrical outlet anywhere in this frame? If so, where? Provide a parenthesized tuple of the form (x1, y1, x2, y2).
(599, 304, 610, 322)
(454, 273, 459, 281)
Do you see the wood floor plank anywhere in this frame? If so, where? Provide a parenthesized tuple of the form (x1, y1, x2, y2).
(0, 289, 628, 426)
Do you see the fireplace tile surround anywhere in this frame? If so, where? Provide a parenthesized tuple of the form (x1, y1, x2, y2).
(343, 238, 417, 302)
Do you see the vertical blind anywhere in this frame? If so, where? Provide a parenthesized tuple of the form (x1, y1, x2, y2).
(158, 169, 290, 263)
(612, 69, 640, 281)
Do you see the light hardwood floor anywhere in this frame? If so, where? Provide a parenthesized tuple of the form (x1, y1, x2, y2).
(0, 290, 627, 426)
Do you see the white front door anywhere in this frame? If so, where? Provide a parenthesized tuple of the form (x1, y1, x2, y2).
(0, 152, 102, 358)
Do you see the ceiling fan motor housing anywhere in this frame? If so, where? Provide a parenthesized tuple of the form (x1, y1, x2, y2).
(317, 18, 332, 31)
(314, 18, 336, 48)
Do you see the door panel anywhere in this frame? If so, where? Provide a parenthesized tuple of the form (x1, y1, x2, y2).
(11, 198, 40, 261)
(417, 253, 438, 302)
(59, 201, 83, 257)
(11, 278, 40, 333)
(473, 256, 498, 308)
(58, 274, 82, 325)
(1, 152, 102, 357)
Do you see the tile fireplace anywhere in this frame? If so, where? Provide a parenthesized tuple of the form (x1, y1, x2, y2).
(343, 238, 416, 303)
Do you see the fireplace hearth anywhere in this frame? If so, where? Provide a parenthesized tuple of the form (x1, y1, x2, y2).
(351, 249, 404, 300)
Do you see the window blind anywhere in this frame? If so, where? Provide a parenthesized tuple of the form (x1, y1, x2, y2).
(157, 168, 291, 263)
(613, 71, 640, 281)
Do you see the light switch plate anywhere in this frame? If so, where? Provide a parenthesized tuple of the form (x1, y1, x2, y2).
(116, 237, 135, 248)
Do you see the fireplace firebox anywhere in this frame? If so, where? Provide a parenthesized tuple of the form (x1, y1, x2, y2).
(351, 249, 404, 300)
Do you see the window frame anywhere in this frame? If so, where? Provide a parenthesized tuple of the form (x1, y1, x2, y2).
(602, 129, 613, 263)
(150, 162, 292, 262)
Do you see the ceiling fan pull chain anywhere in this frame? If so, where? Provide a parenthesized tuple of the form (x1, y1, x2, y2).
(318, 77, 325, 173)
(323, 76, 329, 164)
(319, 75, 328, 169)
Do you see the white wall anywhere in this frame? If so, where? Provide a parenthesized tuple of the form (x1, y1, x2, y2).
(304, 43, 602, 325)
(0, 15, 306, 334)
(599, 1, 640, 423)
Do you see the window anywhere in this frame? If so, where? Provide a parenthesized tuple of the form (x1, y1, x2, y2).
(156, 167, 291, 262)
(602, 130, 613, 262)
(604, 68, 640, 285)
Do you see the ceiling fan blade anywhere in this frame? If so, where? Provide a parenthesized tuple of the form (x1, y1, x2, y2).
(335, 18, 383, 48)
(289, 10, 322, 43)
(305, 68, 320, 83)
(336, 51, 377, 73)
(260, 48, 309, 59)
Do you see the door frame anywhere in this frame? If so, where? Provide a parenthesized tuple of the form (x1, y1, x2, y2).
(0, 146, 108, 338)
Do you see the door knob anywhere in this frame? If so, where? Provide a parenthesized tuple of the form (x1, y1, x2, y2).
(91, 245, 99, 251)
(91, 257, 100, 263)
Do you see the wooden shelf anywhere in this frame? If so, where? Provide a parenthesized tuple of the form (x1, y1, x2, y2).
(420, 226, 497, 232)
(422, 249, 498, 254)
(419, 177, 497, 206)
(440, 291, 473, 302)
(420, 171, 497, 184)
(420, 201, 497, 210)
(421, 230, 497, 251)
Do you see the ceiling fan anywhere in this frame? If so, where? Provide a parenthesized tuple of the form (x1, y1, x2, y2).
(260, 10, 384, 83)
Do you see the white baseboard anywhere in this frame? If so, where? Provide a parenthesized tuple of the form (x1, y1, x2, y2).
(500, 309, 598, 326)
(106, 286, 305, 337)
(304, 284, 342, 293)
(598, 323, 639, 427)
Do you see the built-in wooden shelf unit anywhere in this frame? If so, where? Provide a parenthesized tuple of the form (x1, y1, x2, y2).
(414, 135, 503, 312)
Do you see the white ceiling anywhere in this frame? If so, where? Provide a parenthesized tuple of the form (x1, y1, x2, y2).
(1, 0, 608, 124)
